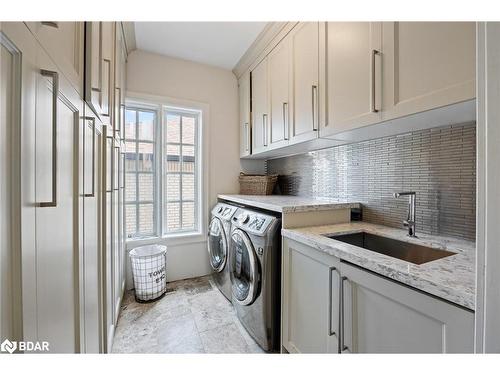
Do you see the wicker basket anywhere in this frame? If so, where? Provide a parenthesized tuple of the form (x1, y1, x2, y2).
(239, 173, 278, 195)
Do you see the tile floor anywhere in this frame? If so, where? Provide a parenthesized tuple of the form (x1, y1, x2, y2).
(112, 275, 265, 353)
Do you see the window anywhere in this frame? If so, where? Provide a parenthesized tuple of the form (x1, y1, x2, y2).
(124, 108, 157, 238)
(163, 109, 199, 234)
(124, 101, 202, 240)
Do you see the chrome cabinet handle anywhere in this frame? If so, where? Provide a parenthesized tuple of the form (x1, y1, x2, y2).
(262, 114, 268, 146)
(328, 266, 337, 337)
(244, 122, 249, 151)
(38, 69, 59, 208)
(113, 146, 120, 191)
(115, 87, 121, 136)
(41, 21, 59, 29)
(121, 154, 125, 189)
(312, 85, 318, 131)
(105, 137, 113, 193)
(371, 49, 380, 113)
(283, 102, 289, 140)
(101, 58, 111, 116)
(340, 275, 349, 352)
(84, 117, 96, 198)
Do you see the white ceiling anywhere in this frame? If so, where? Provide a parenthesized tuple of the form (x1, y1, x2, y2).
(134, 22, 267, 70)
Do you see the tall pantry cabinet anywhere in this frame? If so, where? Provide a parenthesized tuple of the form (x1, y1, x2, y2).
(0, 21, 128, 353)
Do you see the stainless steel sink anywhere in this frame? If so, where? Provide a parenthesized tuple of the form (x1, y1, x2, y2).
(325, 231, 455, 265)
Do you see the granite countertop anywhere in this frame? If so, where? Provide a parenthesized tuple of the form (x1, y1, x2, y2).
(282, 222, 476, 310)
(217, 194, 360, 214)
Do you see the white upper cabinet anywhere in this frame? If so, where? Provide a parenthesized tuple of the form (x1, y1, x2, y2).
(289, 22, 320, 144)
(239, 22, 476, 158)
(239, 71, 251, 157)
(381, 22, 476, 121)
(25, 22, 84, 95)
(268, 37, 291, 150)
(85, 22, 114, 124)
(251, 58, 269, 154)
(114, 22, 127, 140)
(100, 22, 114, 122)
(321, 22, 382, 137)
(85, 22, 103, 117)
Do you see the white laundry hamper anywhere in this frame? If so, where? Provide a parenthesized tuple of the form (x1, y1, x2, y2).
(129, 245, 167, 302)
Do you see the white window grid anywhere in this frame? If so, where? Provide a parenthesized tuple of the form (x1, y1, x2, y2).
(124, 107, 158, 239)
(162, 108, 200, 235)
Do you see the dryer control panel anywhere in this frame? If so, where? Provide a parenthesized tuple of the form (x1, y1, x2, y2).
(212, 203, 237, 221)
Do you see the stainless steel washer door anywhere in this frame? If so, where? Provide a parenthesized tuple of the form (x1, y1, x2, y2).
(230, 228, 259, 306)
(208, 217, 227, 272)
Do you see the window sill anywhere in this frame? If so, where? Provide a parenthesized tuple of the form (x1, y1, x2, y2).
(125, 231, 206, 249)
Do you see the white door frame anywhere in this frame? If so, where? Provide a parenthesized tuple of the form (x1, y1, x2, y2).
(475, 21, 500, 353)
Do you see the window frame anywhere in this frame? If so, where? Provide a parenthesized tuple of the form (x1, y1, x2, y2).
(161, 107, 201, 236)
(124, 97, 206, 243)
(124, 106, 159, 239)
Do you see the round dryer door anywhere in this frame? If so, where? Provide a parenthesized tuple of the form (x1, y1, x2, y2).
(230, 228, 259, 306)
(207, 217, 227, 272)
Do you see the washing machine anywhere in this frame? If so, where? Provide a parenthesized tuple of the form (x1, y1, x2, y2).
(208, 202, 238, 301)
(229, 207, 282, 352)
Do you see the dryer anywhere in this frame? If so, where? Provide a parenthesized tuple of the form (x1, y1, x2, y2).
(229, 207, 282, 352)
(208, 202, 238, 301)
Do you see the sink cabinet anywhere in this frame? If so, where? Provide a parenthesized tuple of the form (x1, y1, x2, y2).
(340, 262, 474, 353)
(282, 238, 341, 353)
(282, 238, 475, 353)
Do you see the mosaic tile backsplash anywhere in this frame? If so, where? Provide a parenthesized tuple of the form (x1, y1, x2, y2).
(267, 123, 476, 241)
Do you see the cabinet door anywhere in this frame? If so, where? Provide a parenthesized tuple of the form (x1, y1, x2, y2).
(382, 22, 476, 121)
(238, 72, 251, 157)
(340, 262, 474, 353)
(321, 22, 382, 138)
(114, 23, 126, 140)
(0, 22, 37, 344)
(34, 44, 83, 353)
(100, 22, 113, 123)
(85, 22, 103, 117)
(282, 239, 340, 353)
(82, 112, 103, 353)
(289, 22, 319, 145)
(102, 131, 114, 352)
(25, 22, 84, 95)
(112, 143, 122, 324)
(268, 38, 291, 150)
(251, 58, 269, 154)
(119, 151, 126, 294)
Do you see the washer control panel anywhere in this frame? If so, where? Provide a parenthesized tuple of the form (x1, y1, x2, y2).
(232, 208, 276, 236)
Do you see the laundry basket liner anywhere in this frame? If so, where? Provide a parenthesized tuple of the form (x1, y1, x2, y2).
(130, 245, 167, 302)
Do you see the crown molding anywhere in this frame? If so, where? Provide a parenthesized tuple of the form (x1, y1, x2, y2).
(232, 22, 295, 79)
(121, 22, 136, 55)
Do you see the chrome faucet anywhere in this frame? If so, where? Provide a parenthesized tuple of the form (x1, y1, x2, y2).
(393, 192, 417, 237)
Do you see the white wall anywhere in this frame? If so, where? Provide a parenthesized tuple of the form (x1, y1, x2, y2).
(125, 49, 264, 284)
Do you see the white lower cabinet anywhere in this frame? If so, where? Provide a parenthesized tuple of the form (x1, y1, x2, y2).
(340, 262, 474, 353)
(282, 238, 340, 353)
(282, 238, 475, 353)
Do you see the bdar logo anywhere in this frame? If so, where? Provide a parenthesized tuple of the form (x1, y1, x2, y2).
(1, 339, 17, 354)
